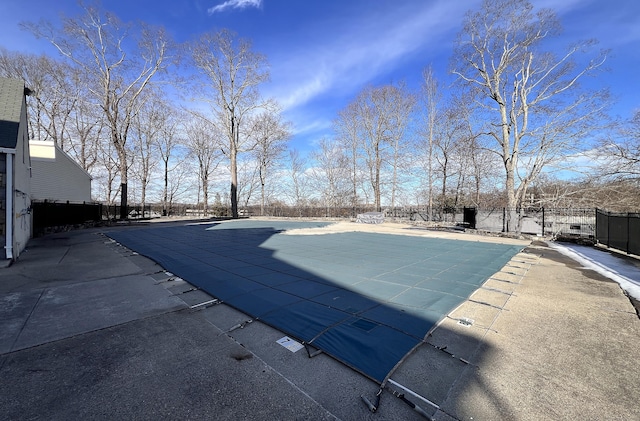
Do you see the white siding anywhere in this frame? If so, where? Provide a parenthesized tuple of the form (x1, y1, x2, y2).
(30, 141, 92, 203)
(12, 101, 32, 257)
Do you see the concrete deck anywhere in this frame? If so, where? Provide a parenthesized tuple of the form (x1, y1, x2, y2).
(1, 220, 638, 420)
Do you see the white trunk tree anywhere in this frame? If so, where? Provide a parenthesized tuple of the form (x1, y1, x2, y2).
(419, 66, 440, 219)
(452, 0, 609, 228)
(336, 83, 414, 212)
(287, 149, 310, 215)
(190, 29, 270, 218)
(598, 111, 640, 180)
(248, 110, 291, 216)
(184, 118, 222, 215)
(25, 4, 171, 218)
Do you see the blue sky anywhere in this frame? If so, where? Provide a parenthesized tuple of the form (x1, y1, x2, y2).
(1, 0, 639, 154)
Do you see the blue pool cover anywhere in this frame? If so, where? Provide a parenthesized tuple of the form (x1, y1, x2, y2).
(108, 221, 522, 383)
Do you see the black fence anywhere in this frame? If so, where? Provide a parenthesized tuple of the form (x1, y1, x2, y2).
(102, 204, 155, 220)
(596, 209, 640, 256)
(32, 201, 103, 234)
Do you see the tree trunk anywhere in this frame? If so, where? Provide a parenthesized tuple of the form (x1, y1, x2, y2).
(230, 147, 238, 219)
(120, 183, 128, 220)
(374, 144, 381, 212)
(203, 185, 208, 216)
(428, 133, 433, 222)
(163, 162, 168, 216)
(260, 163, 266, 216)
(141, 180, 147, 218)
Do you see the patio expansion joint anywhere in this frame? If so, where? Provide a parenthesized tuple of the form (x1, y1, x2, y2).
(432, 255, 537, 416)
(3, 288, 46, 358)
(199, 312, 341, 420)
(2, 305, 192, 358)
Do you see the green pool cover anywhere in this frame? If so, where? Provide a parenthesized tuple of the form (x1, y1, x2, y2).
(108, 220, 521, 383)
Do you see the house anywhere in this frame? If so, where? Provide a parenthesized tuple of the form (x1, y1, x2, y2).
(30, 140, 92, 203)
(0, 78, 32, 261)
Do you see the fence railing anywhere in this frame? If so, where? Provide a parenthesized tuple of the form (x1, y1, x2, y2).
(464, 207, 596, 237)
(596, 209, 640, 256)
(64, 204, 636, 255)
(253, 205, 597, 237)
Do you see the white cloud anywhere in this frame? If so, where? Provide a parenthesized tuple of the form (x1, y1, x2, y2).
(208, 0, 262, 15)
(265, 1, 469, 111)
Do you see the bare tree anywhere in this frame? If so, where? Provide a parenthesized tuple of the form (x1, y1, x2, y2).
(24, 3, 171, 218)
(183, 118, 223, 215)
(419, 66, 440, 219)
(0, 48, 106, 177)
(335, 106, 365, 215)
(309, 138, 351, 215)
(452, 0, 609, 226)
(0, 49, 76, 145)
(247, 110, 291, 215)
(163, 159, 193, 215)
(64, 67, 105, 174)
(190, 29, 270, 218)
(387, 83, 416, 210)
(130, 92, 170, 216)
(287, 149, 310, 215)
(434, 104, 465, 207)
(94, 137, 121, 207)
(598, 111, 640, 180)
(336, 83, 414, 212)
(155, 108, 182, 216)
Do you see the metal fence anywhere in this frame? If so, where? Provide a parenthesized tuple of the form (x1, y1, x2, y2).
(252, 205, 597, 237)
(102, 204, 156, 220)
(467, 207, 596, 237)
(596, 209, 640, 256)
(383, 207, 595, 237)
(85, 204, 639, 255)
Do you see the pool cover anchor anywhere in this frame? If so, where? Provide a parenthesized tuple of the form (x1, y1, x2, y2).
(217, 319, 254, 336)
(226, 319, 253, 333)
(361, 381, 435, 419)
(303, 343, 324, 358)
(390, 389, 433, 420)
(189, 299, 220, 310)
(360, 388, 383, 413)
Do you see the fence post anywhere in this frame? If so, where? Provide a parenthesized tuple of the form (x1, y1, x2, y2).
(595, 208, 598, 244)
(607, 210, 610, 248)
(627, 213, 631, 254)
(542, 207, 545, 237)
(502, 207, 506, 232)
